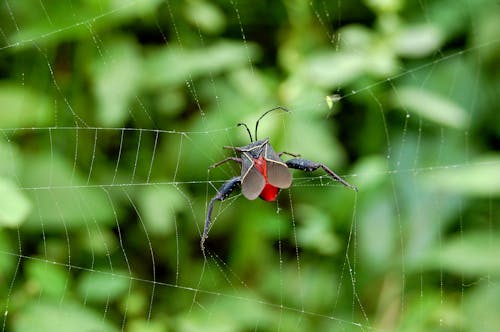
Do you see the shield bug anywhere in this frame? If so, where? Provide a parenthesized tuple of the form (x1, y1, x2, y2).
(201, 107, 357, 251)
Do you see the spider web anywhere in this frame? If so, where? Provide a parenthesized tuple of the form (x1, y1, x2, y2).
(1, 0, 499, 331)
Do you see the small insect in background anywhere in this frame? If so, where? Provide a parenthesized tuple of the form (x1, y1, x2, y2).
(201, 107, 357, 251)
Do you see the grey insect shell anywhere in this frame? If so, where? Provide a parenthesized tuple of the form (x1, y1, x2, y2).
(237, 138, 292, 200)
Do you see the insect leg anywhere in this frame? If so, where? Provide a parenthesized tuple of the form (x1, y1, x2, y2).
(278, 151, 301, 158)
(201, 176, 242, 252)
(209, 157, 242, 169)
(223, 145, 243, 151)
(285, 158, 358, 192)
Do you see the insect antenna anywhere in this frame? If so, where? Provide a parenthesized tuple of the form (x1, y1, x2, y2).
(254, 106, 290, 140)
(237, 122, 253, 142)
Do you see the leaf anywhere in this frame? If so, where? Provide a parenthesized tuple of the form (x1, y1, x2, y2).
(359, 194, 397, 271)
(12, 300, 118, 332)
(421, 156, 500, 196)
(127, 319, 166, 332)
(25, 259, 69, 299)
(80, 227, 118, 256)
(137, 186, 185, 236)
(22, 152, 115, 231)
(391, 86, 468, 129)
(77, 270, 130, 303)
(0, 178, 31, 228)
(393, 24, 444, 58)
(0, 229, 16, 277)
(8, 1, 163, 48)
(0, 83, 51, 128)
(351, 155, 388, 190)
(176, 290, 273, 332)
(0, 140, 22, 179)
(91, 38, 141, 127)
(295, 204, 341, 255)
(464, 283, 500, 332)
(365, 0, 403, 12)
(302, 52, 366, 88)
(422, 231, 500, 276)
(183, 0, 226, 34)
(143, 41, 259, 88)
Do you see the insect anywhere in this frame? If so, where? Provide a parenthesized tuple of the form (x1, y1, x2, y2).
(201, 107, 357, 251)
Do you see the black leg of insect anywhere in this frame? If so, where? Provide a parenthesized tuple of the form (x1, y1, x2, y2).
(285, 158, 358, 192)
(201, 176, 241, 252)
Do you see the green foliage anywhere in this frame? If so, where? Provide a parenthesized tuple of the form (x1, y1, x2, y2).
(391, 86, 468, 129)
(77, 271, 130, 302)
(0, 0, 499, 331)
(0, 178, 31, 227)
(0, 84, 51, 128)
(422, 231, 500, 276)
(12, 300, 118, 332)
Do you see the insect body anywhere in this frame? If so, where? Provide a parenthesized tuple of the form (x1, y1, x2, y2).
(201, 107, 357, 251)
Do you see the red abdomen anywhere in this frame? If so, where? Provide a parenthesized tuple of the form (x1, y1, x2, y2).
(260, 184, 279, 201)
(254, 156, 280, 201)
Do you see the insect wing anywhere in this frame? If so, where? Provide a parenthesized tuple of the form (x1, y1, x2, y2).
(265, 144, 292, 189)
(266, 161, 292, 188)
(240, 154, 265, 200)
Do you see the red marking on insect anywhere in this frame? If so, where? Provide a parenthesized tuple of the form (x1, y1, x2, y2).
(254, 156, 279, 201)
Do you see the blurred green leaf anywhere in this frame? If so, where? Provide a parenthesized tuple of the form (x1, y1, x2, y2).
(0, 83, 51, 128)
(391, 86, 468, 129)
(127, 319, 167, 332)
(7, 2, 96, 47)
(227, 68, 272, 102)
(22, 152, 115, 231)
(156, 90, 186, 117)
(0, 229, 16, 277)
(473, 9, 500, 64)
(137, 186, 185, 236)
(25, 259, 68, 299)
(424, 0, 493, 39)
(351, 155, 388, 190)
(399, 292, 462, 332)
(8, 1, 163, 48)
(0, 178, 31, 228)
(423, 231, 500, 276)
(143, 41, 260, 89)
(119, 290, 148, 317)
(365, 0, 403, 13)
(464, 283, 500, 332)
(339, 24, 374, 51)
(393, 24, 444, 58)
(302, 52, 366, 88)
(25, 187, 115, 231)
(91, 38, 141, 127)
(183, 0, 226, 35)
(261, 262, 337, 313)
(13, 300, 118, 332)
(422, 156, 500, 196)
(0, 141, 22, 180)
(296, 204, 341, 255)
(287, 113, 345, 164)
(359, 193, 396, 271)
(177, 290, 274, 332)
(77, 270, 130, 303)
(80, 226, 118, 256)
